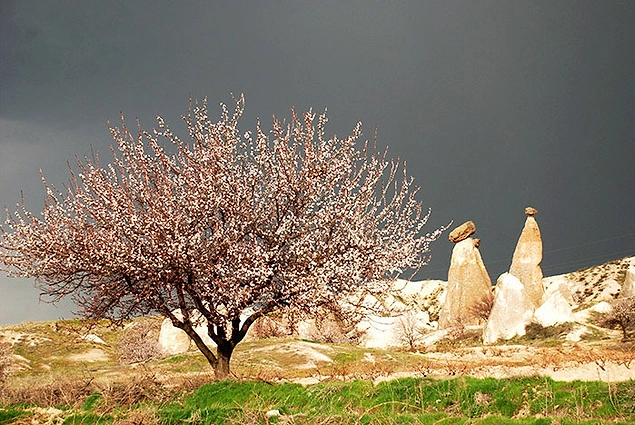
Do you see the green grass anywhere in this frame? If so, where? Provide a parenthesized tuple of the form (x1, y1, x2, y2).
(155, 377, 635, 424)
(0, 407, 30, 425)
(2, 377, 635, 424)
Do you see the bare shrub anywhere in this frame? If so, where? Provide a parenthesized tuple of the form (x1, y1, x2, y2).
(99, 373, 166, 407)
(599, 296, 635, 341)
(445, 317, 468, 342)
(116, 321, 162, 364)
(310, 314, 351, 344)
(249, 315, 293, 339)
(468, 295, 494, 323)
(113, 409, 161, 425)
(1, 377, 96, 407)
(0, 342, 13, 386)
(396, 313, 427, 352)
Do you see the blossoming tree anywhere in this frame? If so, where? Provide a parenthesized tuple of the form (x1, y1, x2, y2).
(1, 95, 444, 379)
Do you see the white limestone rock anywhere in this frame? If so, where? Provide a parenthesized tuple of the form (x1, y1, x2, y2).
(344, 279, 445, 349)
(159, 319, 192, 355)
(621, 266, 635, 298)
(483, 273, 534, 344)
(591, 301, 613, 313)
(81, 334, 107, 345)
(356, 310, 432, 349)
(533, 290, 573, 327)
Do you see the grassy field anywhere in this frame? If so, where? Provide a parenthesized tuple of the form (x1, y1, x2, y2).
(2, 376, 635, 424)
(2, 314, 635, 424)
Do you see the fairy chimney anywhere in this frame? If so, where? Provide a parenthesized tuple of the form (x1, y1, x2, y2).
(483, 273, 534, 344)
(439, 221, 493, 328)
(508, 207, 545, 308)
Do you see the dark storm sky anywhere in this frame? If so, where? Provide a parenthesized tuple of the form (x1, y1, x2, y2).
(1, 1, 634, 325)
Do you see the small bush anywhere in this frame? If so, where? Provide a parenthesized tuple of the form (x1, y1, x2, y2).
(524, 322, 573, 340)
(116, 321, 162, 364)
(0, 343, 12, 386)
(468, 295, 494, 323)
(396, 313, 428, 351)
(249, 315, 292, 339)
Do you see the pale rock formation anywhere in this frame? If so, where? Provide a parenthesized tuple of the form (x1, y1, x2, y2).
(293, 279, 445, 349)
(483, 273, 534, 344)
(355, 310, 432, 349)
(533, 291, 573, 327)
(159, 320, 192, 355)
(598, 279, 621, 301)
(591, 301, 613, 313)
(81, 334, 107, 345)
(621, 266, 635, 298)
(439, 237, 493, 328)
(351, 279, 445, 349)
(509, 207, 545, 308)
(158, 309, 216, 355)
(543, 277, 576, 307)
(448, 221, 476, 243)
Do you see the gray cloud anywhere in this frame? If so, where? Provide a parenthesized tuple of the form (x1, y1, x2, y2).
(1, 1, 634, 324)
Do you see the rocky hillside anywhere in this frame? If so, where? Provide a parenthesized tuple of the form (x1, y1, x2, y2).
(544, 256, 635, 304)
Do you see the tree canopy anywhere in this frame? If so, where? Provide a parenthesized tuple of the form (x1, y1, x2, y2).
(1, 95, 445, 378)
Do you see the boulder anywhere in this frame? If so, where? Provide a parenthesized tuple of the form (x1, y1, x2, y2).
(509, 207, 545, 308)
(533, 291, 573, 327)
(525, 206, 538, 216)
(448, 221, 476, 243)
(81, 334, 107, 345)
(159, 319, 192, 355)
(566, 326, 589, 342)
(621, 266, 635, 298)
(591, 301, 612, 313)
(439, 237, 493, 328)
(158, 309, 216, 355)
(483, 273, 534, 344)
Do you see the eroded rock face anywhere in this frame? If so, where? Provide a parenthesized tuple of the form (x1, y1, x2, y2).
(509, 209, 545, 308)
(621, 266, 635, 298)
(534, 291, 573, 327)
(351, 279, 446, 349)
(439, 237, 493, 328)
(158, 319, 191, 355)
(448, 221, 477, 243)
(599, 279, 621, 301)
(483, 273, 534, 344)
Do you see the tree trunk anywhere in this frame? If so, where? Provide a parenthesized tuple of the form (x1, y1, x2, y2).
(214, 342, 234, 380)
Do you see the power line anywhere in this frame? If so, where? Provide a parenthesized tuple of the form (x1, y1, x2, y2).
(544, 232, 635, 255)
